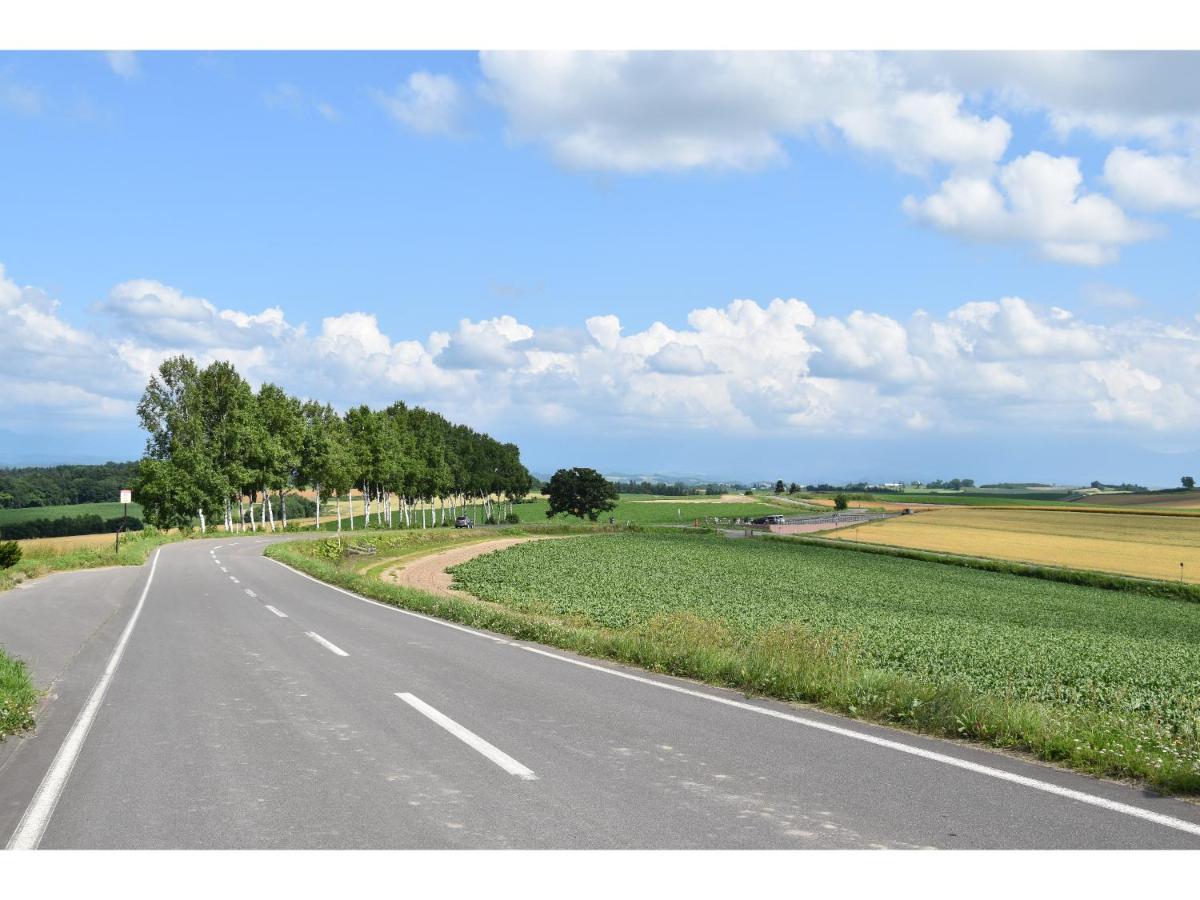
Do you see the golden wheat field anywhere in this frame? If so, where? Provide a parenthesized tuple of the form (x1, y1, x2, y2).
(825, 507, 1200, 583)
(15, 532, 121, 555)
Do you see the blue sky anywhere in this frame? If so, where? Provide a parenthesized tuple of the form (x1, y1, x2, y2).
(2, 51, 1199, 484)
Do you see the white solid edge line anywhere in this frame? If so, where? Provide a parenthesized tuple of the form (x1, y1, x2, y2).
(305, 631, 348, 656)
(264, 556, 1200, 839)
(266, 556, 509, 643)
(244, 589, 257, 598)
(396, 692, 536, 780)
(7, 549, 162, 851)
(264, 605, 288, 618)
(516, 645, 1200, 840)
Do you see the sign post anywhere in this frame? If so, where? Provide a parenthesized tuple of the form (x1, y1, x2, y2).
(117, 488, 132, 554)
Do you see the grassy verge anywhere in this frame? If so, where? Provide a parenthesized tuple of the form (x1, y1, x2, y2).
(0, 527, 185, 593)
(0, 648, 37, 740)
(268, 526, 1200, 795)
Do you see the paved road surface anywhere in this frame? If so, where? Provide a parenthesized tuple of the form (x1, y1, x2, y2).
(2, 535, 1200, 849)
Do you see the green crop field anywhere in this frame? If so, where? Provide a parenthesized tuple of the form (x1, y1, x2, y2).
(0, 501, 144, 527)
(449, 531, 1200, 790)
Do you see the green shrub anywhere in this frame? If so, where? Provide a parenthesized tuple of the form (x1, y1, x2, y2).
(505, 513, 520, 524)
(0, 541, 20, 569)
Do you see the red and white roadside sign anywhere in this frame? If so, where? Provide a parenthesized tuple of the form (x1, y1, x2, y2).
(120, 489, 132, 505)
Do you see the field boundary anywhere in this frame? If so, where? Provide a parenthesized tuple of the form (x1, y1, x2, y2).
(763, 532, 1200, 603)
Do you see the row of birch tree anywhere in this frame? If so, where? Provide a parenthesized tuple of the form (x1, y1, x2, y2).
(134, 355, 533, 533)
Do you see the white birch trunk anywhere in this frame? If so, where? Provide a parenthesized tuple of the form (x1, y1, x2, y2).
(249, 496, 256, 532)
(336, 496, 342, 533)
(198, 508, 206, 534)
(238, 496, 245, 533)
(421, 502, 426, 529)
(265, 487, 275, 532)
(315, 486, 321, 529)
(280, 490, 287, 529)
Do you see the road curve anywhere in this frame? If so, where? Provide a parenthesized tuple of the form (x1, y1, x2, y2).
(380, 535, 569, 596)
(1, 535, 1199, 849)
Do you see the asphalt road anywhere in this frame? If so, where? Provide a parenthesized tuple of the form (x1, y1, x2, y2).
(3, 535, 1200, 849)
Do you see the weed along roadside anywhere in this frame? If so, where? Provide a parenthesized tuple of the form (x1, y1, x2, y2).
(0, 527, 182, 594)
(0, 647, 37, 741)
(269, 526, 1200, 796)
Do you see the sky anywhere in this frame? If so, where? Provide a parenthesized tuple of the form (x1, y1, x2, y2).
(1, 50, 1199, 485)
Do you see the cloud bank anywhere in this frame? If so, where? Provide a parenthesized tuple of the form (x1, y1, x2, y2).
(4, 264, 1198, 450)
(472, 51, 1200, 266)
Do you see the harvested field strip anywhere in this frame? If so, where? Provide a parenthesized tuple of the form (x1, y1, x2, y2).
(826, 508, 1200, 583)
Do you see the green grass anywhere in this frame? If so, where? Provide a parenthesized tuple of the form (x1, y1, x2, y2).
(445, 531, 1200, 793)
(308, 494, 801, 531)
(0, 526, 180, 593)
(806, 491, 1077, 507)
(0, 501, 144, 526)
(0, 647, 37, 740)
(268, 526, 1200, 793)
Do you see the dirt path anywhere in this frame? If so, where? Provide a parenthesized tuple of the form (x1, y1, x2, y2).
(380, 535, 567, 597)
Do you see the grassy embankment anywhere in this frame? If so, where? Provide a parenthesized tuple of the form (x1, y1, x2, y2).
(0, 527, 180, 594)
(823, 507, 1200, 584)
(270, 526, 1200, 794)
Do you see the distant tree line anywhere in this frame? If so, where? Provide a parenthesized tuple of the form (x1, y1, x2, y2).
(609, 480, 737, 496)
(0, 514, 144, 541)
(979, 482, 1051, 489)
(1089, 481, 1148, 492)
(0, 461, 139, 509)
(134, 356, 533, 533)
(806, 482, 879, 493)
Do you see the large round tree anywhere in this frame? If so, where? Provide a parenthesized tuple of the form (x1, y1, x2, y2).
(545, 468, 618, 522)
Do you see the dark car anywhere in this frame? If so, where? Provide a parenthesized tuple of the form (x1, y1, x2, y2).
(454, 516, 473, 529)
(749, 515, 786, 525)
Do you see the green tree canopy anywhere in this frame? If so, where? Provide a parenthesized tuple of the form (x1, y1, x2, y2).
(545, 468, 618, 521)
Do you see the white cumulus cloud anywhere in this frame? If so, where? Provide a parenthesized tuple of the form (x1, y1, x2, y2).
(1104, 146, 1200, 216)
(5, 263, 1200, 446)
(904, 151, 1156, 265)
(374, 71, 462, 136)
(479, 51, 1010, 175)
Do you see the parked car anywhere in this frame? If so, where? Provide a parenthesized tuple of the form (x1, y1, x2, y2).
(454, 515, 473, 529)
(749, 515, 786, 525)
